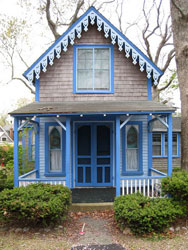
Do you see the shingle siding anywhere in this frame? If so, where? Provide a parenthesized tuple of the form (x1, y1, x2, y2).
(39, 25, 147, 102)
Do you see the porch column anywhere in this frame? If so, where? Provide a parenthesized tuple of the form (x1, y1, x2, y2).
(66, 116, 71, 188)
(148, 115, 152, 176)
(14, 117, 19, 187)
(167, 114, 173, 176)
(116, 116, 121, 196)
(35, 118, 40, 178)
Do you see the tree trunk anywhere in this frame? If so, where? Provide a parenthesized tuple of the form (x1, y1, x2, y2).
(170, 0, 188, 170)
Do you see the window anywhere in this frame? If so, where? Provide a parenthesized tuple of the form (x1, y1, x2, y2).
(152, 134, 162, 156)
(2, 137, 6, 142)
(28, 129, 35, 161)
(45, 123, 65, 176)
(126, 126, 138, 171)
(73, 45, 114, 93)
(122, 122, 143, 175)
(165, 133, 178, 156)
(152, 132, 180, 157)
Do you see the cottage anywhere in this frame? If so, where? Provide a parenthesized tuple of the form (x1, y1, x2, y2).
(10, 7, 175, 200)
(0, 125, 13, 145)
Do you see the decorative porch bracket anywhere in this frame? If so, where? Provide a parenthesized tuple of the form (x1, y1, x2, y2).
(54, 118, 66, 131)
(120, 115, 132, 130)
(18, 117, 39, 134)
(148, 115, 168, 132)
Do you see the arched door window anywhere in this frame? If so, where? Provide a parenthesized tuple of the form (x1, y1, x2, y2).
(49, 127, 61, 171)
(126, 126, 138, 171)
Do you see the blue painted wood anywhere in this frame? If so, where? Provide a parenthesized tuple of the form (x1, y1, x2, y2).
(167, 114, 172, 176)
(75, 122, 113, 187)
(28, 129, 32, 161)
(115, 116, 121, 196)
(44, 122, 66, 177)
(19, 178, 66, 181)
(35, 78, 39, 101)
(66, 117, 71, 188)
(122, 121, 143, 176)
(22, 130, 25, 173)
(35, 118, 40, 178)
(147, 78, 152, 100)
(120, 175, 165, 180)
(14, 117, 19, 187)
(150, 168, 167, 176)
(12, 111, 175, 118)
(73, 45, 114, 94)
(148, 115, 152, 176)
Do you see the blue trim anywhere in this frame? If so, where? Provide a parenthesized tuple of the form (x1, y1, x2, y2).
(147, 78, 152, 100)
(167, 114, 172, 176)
(19, 169, 37, 179)
(161, 133, 165, 156)
(75, 122, 113, 187)
(22, 130, 25, 173)
(120, 175, 165, 180)
(19, 178, 66, 181)
(23, 6, 163, 82)
(14, 117, 19, 187)
(116, 116, 121, 196)
(122, 121, 143, 176)
(66, 117, 71, 188)
(44, 122, 66, 177)
(150, 168, 167, 176)
(148, 115, 152, 176)
(35, 78, 39, 101)
(35, 118, 40, 178)
(73, 44, 114, 94)
(28, 129, 32, 161)
(12, 110, 175, 118)
(177, 133, 181, 157)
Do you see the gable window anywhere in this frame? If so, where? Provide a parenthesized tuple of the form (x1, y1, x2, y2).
(73, 45, 114, 93)
(2, 137, 7, 142)
(45, 123, 66, 176)
(122, 122, 143, 175)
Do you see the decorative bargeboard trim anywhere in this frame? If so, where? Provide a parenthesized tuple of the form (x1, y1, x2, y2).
(24, 7, 162, 85)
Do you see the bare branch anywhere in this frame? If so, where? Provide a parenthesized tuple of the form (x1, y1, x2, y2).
(158, 71, 177, 92)
(68, 0, 84, 27)
(46, 0, 60, 40)
(7, 78, 35, 94)
(17, 52, 29, 68)
(161, 48, 176, 72)
(115, 0, 123, 33)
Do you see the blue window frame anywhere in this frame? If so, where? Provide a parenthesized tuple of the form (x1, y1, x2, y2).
(73, 44, 114, 93)
(122, 121, 143, 176)
(45, 122, 66, 177)
(152, 132, 180, 158)
(28, 128, 35, 161)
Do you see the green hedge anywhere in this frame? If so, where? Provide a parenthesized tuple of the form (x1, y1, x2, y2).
(114, 193, 186, 235)
(0, 183, 71, 226)
(162, 171, 188, 202)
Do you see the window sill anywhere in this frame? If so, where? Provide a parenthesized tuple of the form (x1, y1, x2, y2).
(122, 171, 143, 176)
(152, 156, 180, 158)
(73, 90, 114, 94)
(45, 172, 65, 177)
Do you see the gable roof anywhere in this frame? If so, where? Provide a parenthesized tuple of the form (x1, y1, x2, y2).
(0, 125, 13, 143)
(24, 7, 163, 86)
(152, 117, 181, 132)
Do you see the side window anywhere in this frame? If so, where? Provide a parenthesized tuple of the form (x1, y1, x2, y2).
(165, 133, 178, 156)
(152, 133, 161, 156)
(74, 45, 114, 93)
(45, 123, 65, 176)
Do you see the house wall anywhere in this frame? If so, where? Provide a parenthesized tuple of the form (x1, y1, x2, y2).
(39, 25, 148, 102)
(153, 157, 181, 172)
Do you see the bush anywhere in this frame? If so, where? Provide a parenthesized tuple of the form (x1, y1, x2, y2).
(0, 183, 71, 226)
(162, 171, 188, 202)
(114, 193, 186, 235)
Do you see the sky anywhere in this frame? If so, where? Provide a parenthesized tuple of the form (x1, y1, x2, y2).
(0, 0, 180, 119)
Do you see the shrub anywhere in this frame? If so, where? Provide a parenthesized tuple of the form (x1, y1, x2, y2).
(114, 193, 186, 235)
(0, 183, 71, 226)
(161, 171, 188, 202)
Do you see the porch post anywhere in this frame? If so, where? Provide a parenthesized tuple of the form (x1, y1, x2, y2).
(35, 118, 40, 178)
(66, 116, 71, 188)
(14, 117, 19, 187)
(167, 114, 173, 176)
(148, 115, 152, 176)
(116, 115, 121, 196)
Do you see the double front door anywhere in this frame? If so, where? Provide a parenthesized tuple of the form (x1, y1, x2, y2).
(75, 123, 113, 186)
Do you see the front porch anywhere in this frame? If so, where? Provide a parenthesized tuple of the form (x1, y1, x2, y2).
(11, 101, 174, 199)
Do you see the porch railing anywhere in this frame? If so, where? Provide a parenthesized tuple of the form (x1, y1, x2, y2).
(19, 170, 66, 187)
(121, 175, 166, 198)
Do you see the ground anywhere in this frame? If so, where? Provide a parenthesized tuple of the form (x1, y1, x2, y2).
(0, 210, 188, 250)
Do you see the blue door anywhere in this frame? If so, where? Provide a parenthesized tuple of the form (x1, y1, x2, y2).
(75, 123, 113, 187)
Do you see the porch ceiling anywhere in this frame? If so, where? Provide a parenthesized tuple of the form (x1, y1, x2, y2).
(10, 100, 175, 116)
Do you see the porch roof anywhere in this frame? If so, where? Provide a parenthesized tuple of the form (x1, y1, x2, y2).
(10, 101, 175, 116)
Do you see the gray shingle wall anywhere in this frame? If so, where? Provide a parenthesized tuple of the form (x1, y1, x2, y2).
(39, 25, 148, 102)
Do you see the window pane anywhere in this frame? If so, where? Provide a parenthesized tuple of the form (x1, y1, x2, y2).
(165, 134, 177, 156)
(77, 70, 93, 90)
(127, 126, 138, 149)
(86, 167, 91, 183)
(97, 158, 110, 165)
(97, 167, 103, 183)
(50, 150, 61, 171)
(105, 167, 110, 183)
(50, 128, 61, 149)
(127, 149, 138, 171)
(94, 70, 109, 90)
(78, 158, 91, 164)
(78, 167, 83, 183)
(97, 125, 110, 156)
(152, 133, 161, 156)
(78, 126, 91, 156)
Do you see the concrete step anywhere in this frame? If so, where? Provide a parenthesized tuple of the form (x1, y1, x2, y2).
(71, 202, 113, 212)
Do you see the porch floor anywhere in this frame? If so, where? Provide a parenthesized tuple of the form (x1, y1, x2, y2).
(71, 187, 116, 203)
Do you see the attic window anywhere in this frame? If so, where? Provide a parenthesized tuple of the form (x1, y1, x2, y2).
(73, 45, 114, 94)
(2, 137, 6, 142)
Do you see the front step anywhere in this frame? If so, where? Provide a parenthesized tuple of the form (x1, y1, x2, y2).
(71, 187, 116, 203)
(71, 202, 113, 212)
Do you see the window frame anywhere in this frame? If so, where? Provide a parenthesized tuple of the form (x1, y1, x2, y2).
(45, 122, 66, 177)
(122, 121, 143, 176)
(152, 132, 180, 158)
(73, 44, 114, 94)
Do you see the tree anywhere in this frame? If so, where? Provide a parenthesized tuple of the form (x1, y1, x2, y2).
(170, 0, 188, 170)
